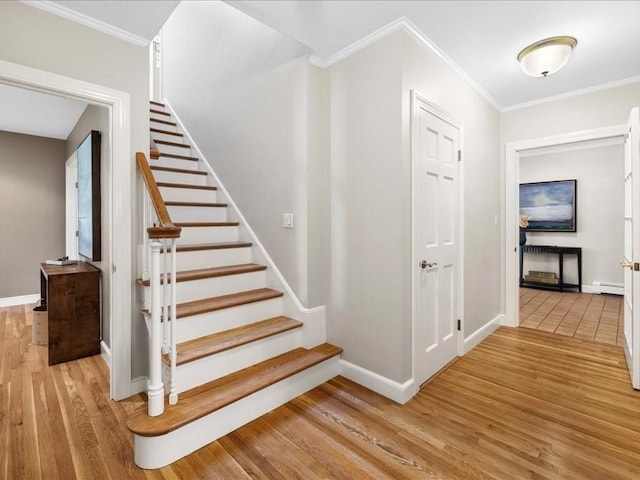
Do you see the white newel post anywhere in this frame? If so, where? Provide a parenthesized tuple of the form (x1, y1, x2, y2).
(148, 238, 165, 416)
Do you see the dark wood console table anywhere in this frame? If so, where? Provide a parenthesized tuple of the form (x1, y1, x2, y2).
(40, 262, 101, 365)
(519, 245, 582, 292)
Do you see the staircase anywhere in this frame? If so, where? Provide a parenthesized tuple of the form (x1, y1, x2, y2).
(127, 101, 342, 469)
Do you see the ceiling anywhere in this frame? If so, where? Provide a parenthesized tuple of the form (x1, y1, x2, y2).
(7, 0, 640, 139)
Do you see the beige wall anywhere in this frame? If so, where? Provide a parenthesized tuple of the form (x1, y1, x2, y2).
(67, 105, 112, 348)
(0, 131, 67, 298)
(0, 2, 149, 377)
(326, 30, 502, 383)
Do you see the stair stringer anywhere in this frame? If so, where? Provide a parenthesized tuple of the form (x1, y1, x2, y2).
(164, 100, 326, 349)
(134, 355, 339, 469)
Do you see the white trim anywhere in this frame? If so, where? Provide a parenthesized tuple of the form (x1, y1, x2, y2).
(0, 293, 40, 308)
(410, 91, 465, 394)
(463, 314, 503, 354)
(505, 124, 627, 328)
(0, 59, 132, 401)
(100, 340, 111, 368)
(163, 100, 326, 346)
(502, 75, 640, 112)
(20, 0, 150, 47)
(339, 359, 415, 405)
(308, 17, 501, 111)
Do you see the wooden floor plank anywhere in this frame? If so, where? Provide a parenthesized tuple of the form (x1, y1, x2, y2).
(3, 304, 640, 479)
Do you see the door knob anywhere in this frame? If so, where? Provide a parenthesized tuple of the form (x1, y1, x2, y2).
(621, 261, 640, 271)
(420, 260, 438, 269)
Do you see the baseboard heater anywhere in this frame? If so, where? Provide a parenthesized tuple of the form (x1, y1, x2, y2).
(592, 281, 623, 295)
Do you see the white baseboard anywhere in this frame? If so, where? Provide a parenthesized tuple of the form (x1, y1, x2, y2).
(100, 341, 111, 368)
(0, 293, 40, 308)
(591, 281, 624, 296)
(339, 359, 415, 405)
(463, 314, 503, 354)
(131, 376, 148, 396)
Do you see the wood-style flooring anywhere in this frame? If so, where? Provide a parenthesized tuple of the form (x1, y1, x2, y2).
(519, 287, 624, 346)
(2, 303, 640, 479)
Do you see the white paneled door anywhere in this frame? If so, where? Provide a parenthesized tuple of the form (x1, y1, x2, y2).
(623, 107, 640, 390)
(413, 94, 460, 387)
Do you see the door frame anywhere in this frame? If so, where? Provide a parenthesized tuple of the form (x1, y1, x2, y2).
(65, 152, 78, 260)
(0, 59, 133, 401)
(504, 124, 627, 327)
(411, 91, 464, 395)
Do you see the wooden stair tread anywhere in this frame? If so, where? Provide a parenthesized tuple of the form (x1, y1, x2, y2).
(127, 343, 342, 437)
(150, 108, 170, 116)
(173, 221, 239, 227)
(165, 201, 227, 207)
(150, 100, 165, 107)
(136, 263, 266, 286)
(150, 118, 177, 126)
(163, 316, 302, 366)
(155, 139, 190, 149)
(150, 165, 207, 175)
(177, 288, 282, 318)
(156, 182, 217, 191)
(169, 241, 252, 253)
(151, 127, 183, 137)
(157, 152, 199, 161)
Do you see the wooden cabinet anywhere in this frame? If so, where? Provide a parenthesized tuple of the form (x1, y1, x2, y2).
(40, 262, 101, 366)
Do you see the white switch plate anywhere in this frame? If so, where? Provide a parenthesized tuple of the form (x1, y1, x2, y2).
(283, 213, 294, 228)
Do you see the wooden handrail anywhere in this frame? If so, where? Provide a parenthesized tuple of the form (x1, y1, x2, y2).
(150, 138, 160, 159)
(136, 152, 181, 239)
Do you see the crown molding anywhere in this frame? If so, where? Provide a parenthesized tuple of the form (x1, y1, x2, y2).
(307, 16, 502, 111)
(502, 74, 640, 112)
(21, 0, 150, 47)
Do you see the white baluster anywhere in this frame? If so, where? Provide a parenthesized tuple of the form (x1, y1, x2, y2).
(147, 238, 165, 416)
(169, 237, 178, 405)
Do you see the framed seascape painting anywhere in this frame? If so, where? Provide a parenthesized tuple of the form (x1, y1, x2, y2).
(519, 179, 577, 232)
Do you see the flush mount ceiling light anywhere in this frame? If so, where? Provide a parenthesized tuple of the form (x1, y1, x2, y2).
(517, 36, 577, 77)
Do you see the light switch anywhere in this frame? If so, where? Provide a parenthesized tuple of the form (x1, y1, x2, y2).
(283, 213, 294, 229)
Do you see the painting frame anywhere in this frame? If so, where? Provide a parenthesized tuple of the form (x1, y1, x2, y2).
(77, 130, 101, 261)
(519, 179, 577, 232)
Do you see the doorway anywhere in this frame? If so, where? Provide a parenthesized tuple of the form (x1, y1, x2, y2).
(0, 59, 133, 400)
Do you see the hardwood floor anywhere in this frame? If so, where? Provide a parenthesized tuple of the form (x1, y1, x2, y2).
(519, 287, 624, 346)
(2, 303, 640, 479)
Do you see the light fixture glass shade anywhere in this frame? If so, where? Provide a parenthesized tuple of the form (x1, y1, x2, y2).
(517, 36, 577, 77)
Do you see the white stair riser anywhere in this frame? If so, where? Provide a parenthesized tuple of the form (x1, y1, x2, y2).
(147, 271, 266, 304)
(167, 205, 227, 222)
(151, 131, 185, 143)
(152, 169, 208, 186)
(150, 119, 177, 132)
(177, 226, 238, 244)
(150, 111, 172, 122)
(176, 297, 282, 343)
(134, 357, 340, 469)
(159, 186, 217, 204)
(165, 328, 302, 394)
(152, 157, 200, 171)
(156, 143, 192, 156)
(173, 247, 252, 271)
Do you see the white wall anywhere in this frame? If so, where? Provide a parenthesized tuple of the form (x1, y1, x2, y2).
(0, 2, 149, 378)
(520, 143, 624, 287)
(161, 1, 326, 307)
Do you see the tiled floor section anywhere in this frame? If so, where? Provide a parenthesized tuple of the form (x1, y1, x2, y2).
(519, 287, 624, 346)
